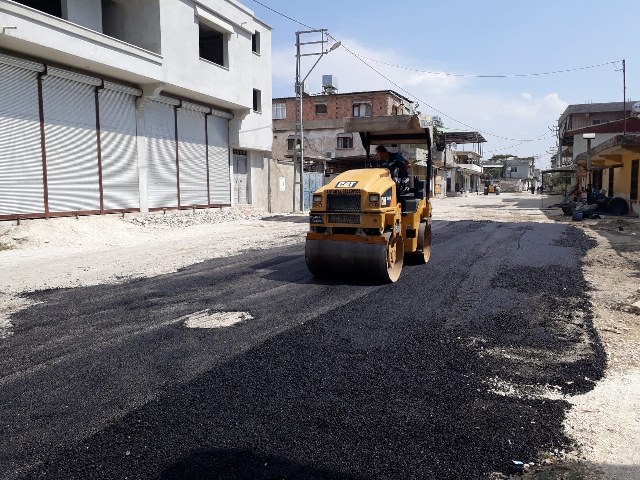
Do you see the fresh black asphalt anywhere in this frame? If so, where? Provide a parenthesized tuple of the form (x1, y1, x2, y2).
(0, 220, 606, 479)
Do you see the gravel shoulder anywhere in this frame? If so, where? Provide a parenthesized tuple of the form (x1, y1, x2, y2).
(1, 195, 639, 479)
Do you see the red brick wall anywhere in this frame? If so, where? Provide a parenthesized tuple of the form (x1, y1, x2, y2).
(273, 92, 407, 122)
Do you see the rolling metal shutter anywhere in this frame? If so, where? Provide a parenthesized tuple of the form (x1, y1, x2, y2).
(177, 102, 208, 206)
(42, 68, 101, 213)
(0, 55, 45, 216)
(99, 82, 141, 210)
(145, 98, 179, 209)
(207, 113, 231, 204)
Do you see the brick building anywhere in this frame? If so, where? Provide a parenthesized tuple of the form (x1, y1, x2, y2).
(272, 89, 414, 170)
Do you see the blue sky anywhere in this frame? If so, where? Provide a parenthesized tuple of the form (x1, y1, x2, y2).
(248, 0, 639, 169)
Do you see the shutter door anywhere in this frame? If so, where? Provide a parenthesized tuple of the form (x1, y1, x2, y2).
(42, 74, 100, 212)
(145, 100, 178, 208)
(178, 106, 208, 206)
(0, 64, 44, 216)
(207, 115, 231, 204)
(99, 84, 140, 210)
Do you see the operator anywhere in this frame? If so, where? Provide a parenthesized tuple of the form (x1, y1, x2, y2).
(375, 145, 410, 194)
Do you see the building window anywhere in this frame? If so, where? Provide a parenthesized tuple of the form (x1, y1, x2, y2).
(315, 103, 327, 114)
(353, 102, 372, 117)
(592, 119, 602, 125)
(199, 24, 227, 67)
(252, 31, 260, 54)
(511, 166, 518, 173)
(253, 89, 262, 113)
(273, 103, 286, 119)
(287, 137, 300, 151)
(392, 105, 399, 115)
(14, 0, 62, 17)
(337, 135, 353, 149)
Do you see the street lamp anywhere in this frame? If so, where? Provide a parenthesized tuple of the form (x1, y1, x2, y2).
(294, 30, 340, 212)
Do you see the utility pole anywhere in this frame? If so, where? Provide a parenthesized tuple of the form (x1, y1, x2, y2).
(294, 30, 340, 212)
(623, 59, 627, 135)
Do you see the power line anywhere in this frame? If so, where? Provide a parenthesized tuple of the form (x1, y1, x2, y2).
(250, 0, 314, 29)
(354, 56, 620, 78)
(485, 134, 556, 154)
(249, 1, 595, 144)
(330, 36, 551, 142)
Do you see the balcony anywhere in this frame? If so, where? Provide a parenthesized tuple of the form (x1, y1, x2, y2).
(456, 163, 482, 174)
(0, 0, 163, 84)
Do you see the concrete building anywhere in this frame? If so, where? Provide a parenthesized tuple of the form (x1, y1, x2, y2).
(566, 118, 640, 215)
(452, 151, 482, 194)
(0, 0, 272, 220)
(481, 156, 536, 192)
(555, 101, 638, 168)
(272, 84, 487, 206)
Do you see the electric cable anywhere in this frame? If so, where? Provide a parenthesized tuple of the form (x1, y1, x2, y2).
(354, 55, 620, 78)
(250, 0, 574, 144)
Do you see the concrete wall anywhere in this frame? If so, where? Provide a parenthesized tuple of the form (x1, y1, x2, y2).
(611, 154, 639, 205)
(235, 15, 272, 152)
(101, 0, 161, 54)
(63, 0, 102, 32)
(249, 158, 295, 213)
(573, 133, 617, 158)
(567, 111, 627, 131)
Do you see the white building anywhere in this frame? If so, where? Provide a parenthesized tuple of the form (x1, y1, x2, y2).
(0, 0, 272, 220)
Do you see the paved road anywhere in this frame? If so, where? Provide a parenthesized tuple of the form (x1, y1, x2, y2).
(0, 219, 605, 479)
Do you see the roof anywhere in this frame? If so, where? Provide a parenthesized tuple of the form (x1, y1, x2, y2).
(558, 101, 639, 125)
(436, 127, 487, 144)
(541, 166, 575, 174)
(561, 117, 640, 146)
(273, 89, 414, 105)
(343, 114, 432, 146)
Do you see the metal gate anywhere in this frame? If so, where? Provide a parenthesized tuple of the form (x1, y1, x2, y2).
(233, 150, 247, 204)
(303, 172, 324, 210)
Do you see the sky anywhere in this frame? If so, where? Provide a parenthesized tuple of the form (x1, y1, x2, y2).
(247, 0, 640, 169)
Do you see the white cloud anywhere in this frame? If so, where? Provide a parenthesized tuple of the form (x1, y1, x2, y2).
(271, 38, 569, 168)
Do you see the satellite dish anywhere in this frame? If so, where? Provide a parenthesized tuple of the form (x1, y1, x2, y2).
(632, 102, 640, 117)
(449, 142, 457, 151)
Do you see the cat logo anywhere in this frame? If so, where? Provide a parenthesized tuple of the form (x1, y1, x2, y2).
(335, 181, 358, 188)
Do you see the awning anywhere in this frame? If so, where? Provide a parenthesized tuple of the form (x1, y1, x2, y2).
(541, 167, 575, 174)
(436, 127, 487, 144)
(574, 134, 640, 168)
(456, 163, 482, 174)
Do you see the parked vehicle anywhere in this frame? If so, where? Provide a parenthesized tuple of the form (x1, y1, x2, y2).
(483, 180, 500, 195)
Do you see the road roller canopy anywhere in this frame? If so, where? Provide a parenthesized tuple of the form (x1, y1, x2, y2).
(344, 114, 434, 147)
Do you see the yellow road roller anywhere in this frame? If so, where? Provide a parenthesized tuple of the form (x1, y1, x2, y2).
(305, 115, 433, 283)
